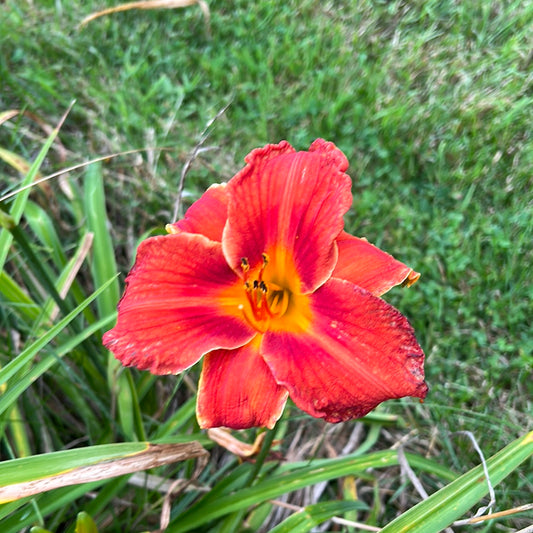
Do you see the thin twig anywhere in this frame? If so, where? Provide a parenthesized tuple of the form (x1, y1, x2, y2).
(171, 99, 232, 221)
(464, 503, 533, 524)
(397, 446, 455, 533)
(451, 430, 496, 526)
(0, 148, 167, 204)
(397, 446, 429, 499)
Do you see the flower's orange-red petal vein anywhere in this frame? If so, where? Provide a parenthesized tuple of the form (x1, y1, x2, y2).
(262, 278, 427, 423)
(103, 233, 255, 375)
(197, 338, 289, 430)
(223, 139, 352, 292)
(166, 183, 229, 242)
(333, 231, 420, 296)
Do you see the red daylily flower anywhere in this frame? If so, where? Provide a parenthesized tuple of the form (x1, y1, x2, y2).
(103, 139, 428, 429)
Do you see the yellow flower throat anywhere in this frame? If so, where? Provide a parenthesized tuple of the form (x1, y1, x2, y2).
(240, 254, 291, 332)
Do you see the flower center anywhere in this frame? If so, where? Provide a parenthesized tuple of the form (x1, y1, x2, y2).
(240, 254, 291, 332)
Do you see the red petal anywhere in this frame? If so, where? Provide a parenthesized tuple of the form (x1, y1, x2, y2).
(223, 140, 352, 292)
(103, 233, 255, 375)
(262, 278, 427, 423)
(166, 183, 228, 242)
(333, 231, 420, 296)
(197, 338, 288, 429)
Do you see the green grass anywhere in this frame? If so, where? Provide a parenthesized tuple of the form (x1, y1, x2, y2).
(0, 0, 532, 531)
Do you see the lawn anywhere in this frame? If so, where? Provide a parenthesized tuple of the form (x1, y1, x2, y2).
(0, 1, 532, 531)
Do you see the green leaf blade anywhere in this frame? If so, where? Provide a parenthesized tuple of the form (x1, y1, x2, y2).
(380, 431, 533, 533)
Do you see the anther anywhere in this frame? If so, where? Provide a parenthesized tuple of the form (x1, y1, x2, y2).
(239, 251, 290, 330)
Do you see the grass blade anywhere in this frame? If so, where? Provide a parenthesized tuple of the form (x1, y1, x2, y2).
(0, 276, 117, 393)
(82, 163, 146, 439)
(82, 162, 119, 322)
(0, 270, 40, 321)
(0, 103, 73, 271)
(168, 450, 455, 532)
(269, 501, 367, 533)
(0, 482, 110, 531)
(0, 313, 115, 419)
(0, 440, 207, 502)
(380, 431, 533, 533)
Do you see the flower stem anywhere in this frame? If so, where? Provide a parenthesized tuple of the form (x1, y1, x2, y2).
(244, 425, 278, 487)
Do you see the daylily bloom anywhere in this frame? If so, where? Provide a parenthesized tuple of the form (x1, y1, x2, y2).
(103, 139, 427, 429)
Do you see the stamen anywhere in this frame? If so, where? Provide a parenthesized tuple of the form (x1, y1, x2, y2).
(240, 252, 290, 330)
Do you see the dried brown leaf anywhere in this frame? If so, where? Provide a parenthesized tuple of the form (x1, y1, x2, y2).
(207, 428, 267, 458)
(78, 0, 211, 36)
(0, 442, 208, 503)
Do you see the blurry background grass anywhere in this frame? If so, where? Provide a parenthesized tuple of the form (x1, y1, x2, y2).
(1, 0, 532, 531)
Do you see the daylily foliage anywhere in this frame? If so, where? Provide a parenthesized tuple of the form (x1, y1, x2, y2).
(103, 139, 427, 429)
